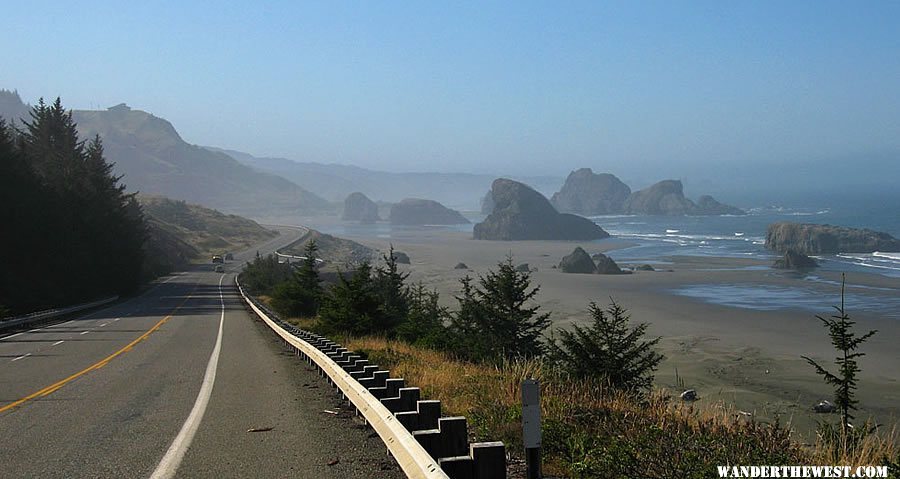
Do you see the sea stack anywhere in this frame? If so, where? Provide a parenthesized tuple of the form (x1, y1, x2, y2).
(624, 180, 744, 216)
(765, 222, 900, 255)
(389, 198, 469, 225)
(550, 168, 631, 215)
(473, 179, 609, 241)
(342, 192, 380, 224)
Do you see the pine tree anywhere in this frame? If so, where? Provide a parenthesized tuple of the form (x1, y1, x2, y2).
(318, 262, 384, 336)
(449, 256, 551, 360)
(373, 245, 410, 334)
(271, 240, 322, 317)
(397, 283, 449, 347)
(549, 299, 663, 391)
(802, 275, 877, 431)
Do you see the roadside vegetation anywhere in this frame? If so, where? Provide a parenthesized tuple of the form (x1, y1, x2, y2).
(239, 247, 900, 477)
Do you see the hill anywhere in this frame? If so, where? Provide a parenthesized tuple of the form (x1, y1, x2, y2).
(0, 91, 330, 218)
(140, 196, 278, 260)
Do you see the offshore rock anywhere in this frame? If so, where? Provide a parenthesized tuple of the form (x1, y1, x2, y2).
(474, 179, 609, 241)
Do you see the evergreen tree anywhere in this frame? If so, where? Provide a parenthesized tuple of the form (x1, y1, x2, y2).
(0, 98, 146, 312)
(372, 245, 410, 334)
(318, 262, 384, 336)
(802, 275, 877, 431)
(271, 240, 322, 317)
(397, 283, 449, 347)
(549, 299, 663, 391)
(449, 256, 551, 360)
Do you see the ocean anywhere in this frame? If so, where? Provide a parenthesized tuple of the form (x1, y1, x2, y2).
(313, 194, 900, 318)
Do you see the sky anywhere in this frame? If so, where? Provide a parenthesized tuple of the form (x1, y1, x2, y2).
(2, 1, 899, 183)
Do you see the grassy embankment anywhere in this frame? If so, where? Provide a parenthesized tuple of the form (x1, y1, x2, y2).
(273, 303, 898, 478)
(140, 195, 277, 260)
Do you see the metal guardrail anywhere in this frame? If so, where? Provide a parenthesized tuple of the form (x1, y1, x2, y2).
(0, 296, 119, 331)
(236, 279, 450, 479)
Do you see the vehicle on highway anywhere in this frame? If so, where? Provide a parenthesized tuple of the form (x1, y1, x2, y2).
(214, 265, 224, 272)
(224, 252, 234, 261)
(211, 255, 223, 264)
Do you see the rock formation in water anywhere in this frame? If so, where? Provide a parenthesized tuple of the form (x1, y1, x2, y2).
(624, 180, 743, 216)
(341, 192, 380, 224)
(551, 168, 631, 215)
(765, 222, 900, 255)
(694, 195, 746, 215)
(624, 180, 696, 215)
(773, 250, 819, 269)
(389, 198, 470, 225)
(473, 179, 610, 241)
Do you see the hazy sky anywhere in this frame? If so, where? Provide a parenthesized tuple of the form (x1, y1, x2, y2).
(2, 1, 899, 179)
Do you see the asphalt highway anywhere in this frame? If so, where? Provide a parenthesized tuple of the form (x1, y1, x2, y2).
(0, 226, 403, 478)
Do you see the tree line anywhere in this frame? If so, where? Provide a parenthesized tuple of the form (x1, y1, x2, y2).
(241, 242, 664, 391)
(0, 99, 146, 317)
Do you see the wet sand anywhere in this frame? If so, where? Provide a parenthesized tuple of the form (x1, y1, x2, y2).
(295, 217, 900, 438)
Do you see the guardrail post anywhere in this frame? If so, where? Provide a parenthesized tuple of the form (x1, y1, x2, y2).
(438, 417, 469, 458)
(471, 442, 506, 479)
(417, 400, 441, 430)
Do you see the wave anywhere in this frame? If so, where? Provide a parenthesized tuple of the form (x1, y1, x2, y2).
(666, 229, 680, 234)
(874, 251, 900, 260)
(734, 232, 744, 237)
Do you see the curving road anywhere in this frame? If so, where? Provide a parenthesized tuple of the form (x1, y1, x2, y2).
(0, 226, 403, 478)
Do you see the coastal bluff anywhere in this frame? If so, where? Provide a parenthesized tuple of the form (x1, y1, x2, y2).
(473, 178, 609, 241)
(765, 222, 900, 254)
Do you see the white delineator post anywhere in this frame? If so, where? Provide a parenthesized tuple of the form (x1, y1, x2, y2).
(522, 379, 541, 479)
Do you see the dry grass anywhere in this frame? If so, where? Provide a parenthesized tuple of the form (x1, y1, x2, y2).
(343, 336, 898, 478)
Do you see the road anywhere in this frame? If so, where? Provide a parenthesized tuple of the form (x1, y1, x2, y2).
(0, 226, 403, 478)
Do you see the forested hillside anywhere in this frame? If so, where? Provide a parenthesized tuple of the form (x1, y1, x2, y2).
(0, 99, 145, 315)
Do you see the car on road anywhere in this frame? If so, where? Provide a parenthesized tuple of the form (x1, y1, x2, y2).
(224, 252, 234, 261)
(214, 265, 224, 272)
(211, 255, 223, 264)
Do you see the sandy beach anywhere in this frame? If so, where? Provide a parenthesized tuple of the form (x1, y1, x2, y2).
(291, 217, 900, 439)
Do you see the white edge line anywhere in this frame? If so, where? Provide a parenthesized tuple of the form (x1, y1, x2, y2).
(149, 274, 226, 479)
(52, 340, 64, 346)
(11, 353, 31, 362)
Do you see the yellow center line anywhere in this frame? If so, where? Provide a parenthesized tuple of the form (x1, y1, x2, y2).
(0, 282, 198, 415)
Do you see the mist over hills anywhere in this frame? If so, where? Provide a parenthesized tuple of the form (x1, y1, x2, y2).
(0, 91, 329, 218)
(210, 147, 562, 211)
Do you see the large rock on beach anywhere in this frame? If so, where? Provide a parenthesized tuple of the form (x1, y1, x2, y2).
(389, 198, 469, 225)
(550, 168, 631, 215)
(480, 190, 495, 215)
(341, 192, 380, 223)
(592, 252, 625, 274)
(473, 179, 609, 241)
(559, 247, 596, 274)
(765, 222, 900, 255)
